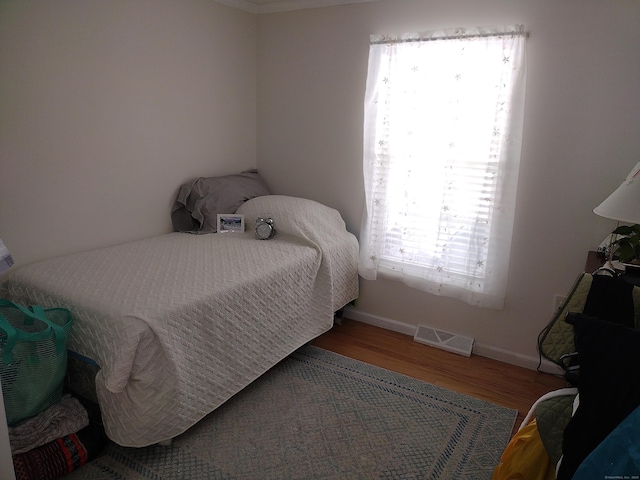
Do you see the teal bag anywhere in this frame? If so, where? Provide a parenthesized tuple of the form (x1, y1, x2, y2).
(0, 299, 73, 426)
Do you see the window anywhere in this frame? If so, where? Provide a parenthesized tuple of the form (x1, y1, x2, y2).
(359, 26, 527, 309)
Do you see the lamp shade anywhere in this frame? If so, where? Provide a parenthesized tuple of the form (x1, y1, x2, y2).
(593, 161, 640, 224)
(0, 239, 13, 274)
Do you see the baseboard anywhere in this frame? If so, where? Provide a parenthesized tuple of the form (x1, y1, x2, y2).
(343, 307, 417, 336)
(343, 306, 563, 373)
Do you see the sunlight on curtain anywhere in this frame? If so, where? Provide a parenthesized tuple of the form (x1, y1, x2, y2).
(359, 25, 527, 309)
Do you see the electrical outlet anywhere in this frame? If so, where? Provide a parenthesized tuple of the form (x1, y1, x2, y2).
(553, 294, 567, 313)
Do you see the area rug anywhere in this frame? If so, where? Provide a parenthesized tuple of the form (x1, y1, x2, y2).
(66, 345, 516, 479)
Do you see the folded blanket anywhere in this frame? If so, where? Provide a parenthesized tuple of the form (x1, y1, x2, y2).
(12, 424, 106, 480)
(9, 394, 89, 455)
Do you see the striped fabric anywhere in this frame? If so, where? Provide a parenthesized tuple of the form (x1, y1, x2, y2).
(12, 424, 106, 480)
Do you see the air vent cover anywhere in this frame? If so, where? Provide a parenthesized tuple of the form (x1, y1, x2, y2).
(413, 325, 474, 357)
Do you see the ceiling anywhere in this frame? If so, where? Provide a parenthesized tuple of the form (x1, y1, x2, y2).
(216, 0, 376, 14)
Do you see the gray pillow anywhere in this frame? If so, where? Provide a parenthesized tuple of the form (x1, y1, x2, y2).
(171, 169, 270, 233)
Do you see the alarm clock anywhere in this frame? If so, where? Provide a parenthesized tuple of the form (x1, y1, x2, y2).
(255, 215, 276, 240)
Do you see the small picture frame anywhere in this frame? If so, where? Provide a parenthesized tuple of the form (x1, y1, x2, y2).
(217, 214, 245, 233)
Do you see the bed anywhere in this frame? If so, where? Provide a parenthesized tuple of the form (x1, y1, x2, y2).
(1, 195, 359, 447)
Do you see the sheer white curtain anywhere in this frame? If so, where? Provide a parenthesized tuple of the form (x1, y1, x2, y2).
(359, 25, 527, 309)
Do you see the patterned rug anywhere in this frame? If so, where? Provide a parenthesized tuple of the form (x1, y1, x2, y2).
(66, 345, 516, 479)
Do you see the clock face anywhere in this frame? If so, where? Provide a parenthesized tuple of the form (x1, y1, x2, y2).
(256, 222, 273, 239)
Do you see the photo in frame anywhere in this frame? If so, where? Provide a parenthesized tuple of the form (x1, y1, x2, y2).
(217, 214, 245, 233)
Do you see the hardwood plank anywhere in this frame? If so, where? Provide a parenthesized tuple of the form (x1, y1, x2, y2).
(312, 319, 568, 435)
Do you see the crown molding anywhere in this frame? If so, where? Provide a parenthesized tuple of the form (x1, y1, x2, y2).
(257, 0, 377, 14)
(215, 0, 258, 14)
(215, 0, 377, 14)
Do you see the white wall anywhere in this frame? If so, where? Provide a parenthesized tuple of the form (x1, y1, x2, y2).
(0, 0, 257, 266)
(257, 0, 640, 365)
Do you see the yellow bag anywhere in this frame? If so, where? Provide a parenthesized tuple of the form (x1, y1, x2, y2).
(492, 419, 556, 480)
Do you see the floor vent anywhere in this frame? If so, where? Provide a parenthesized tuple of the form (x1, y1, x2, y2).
(413, 325, 474, 357)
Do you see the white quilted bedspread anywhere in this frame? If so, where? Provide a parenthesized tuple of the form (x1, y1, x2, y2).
(4, 196, 359, 447)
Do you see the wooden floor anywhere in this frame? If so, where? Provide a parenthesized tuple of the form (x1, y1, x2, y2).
(311, 319, 568, 435)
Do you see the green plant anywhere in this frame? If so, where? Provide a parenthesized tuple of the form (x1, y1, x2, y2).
(612, 224, 640, 265)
